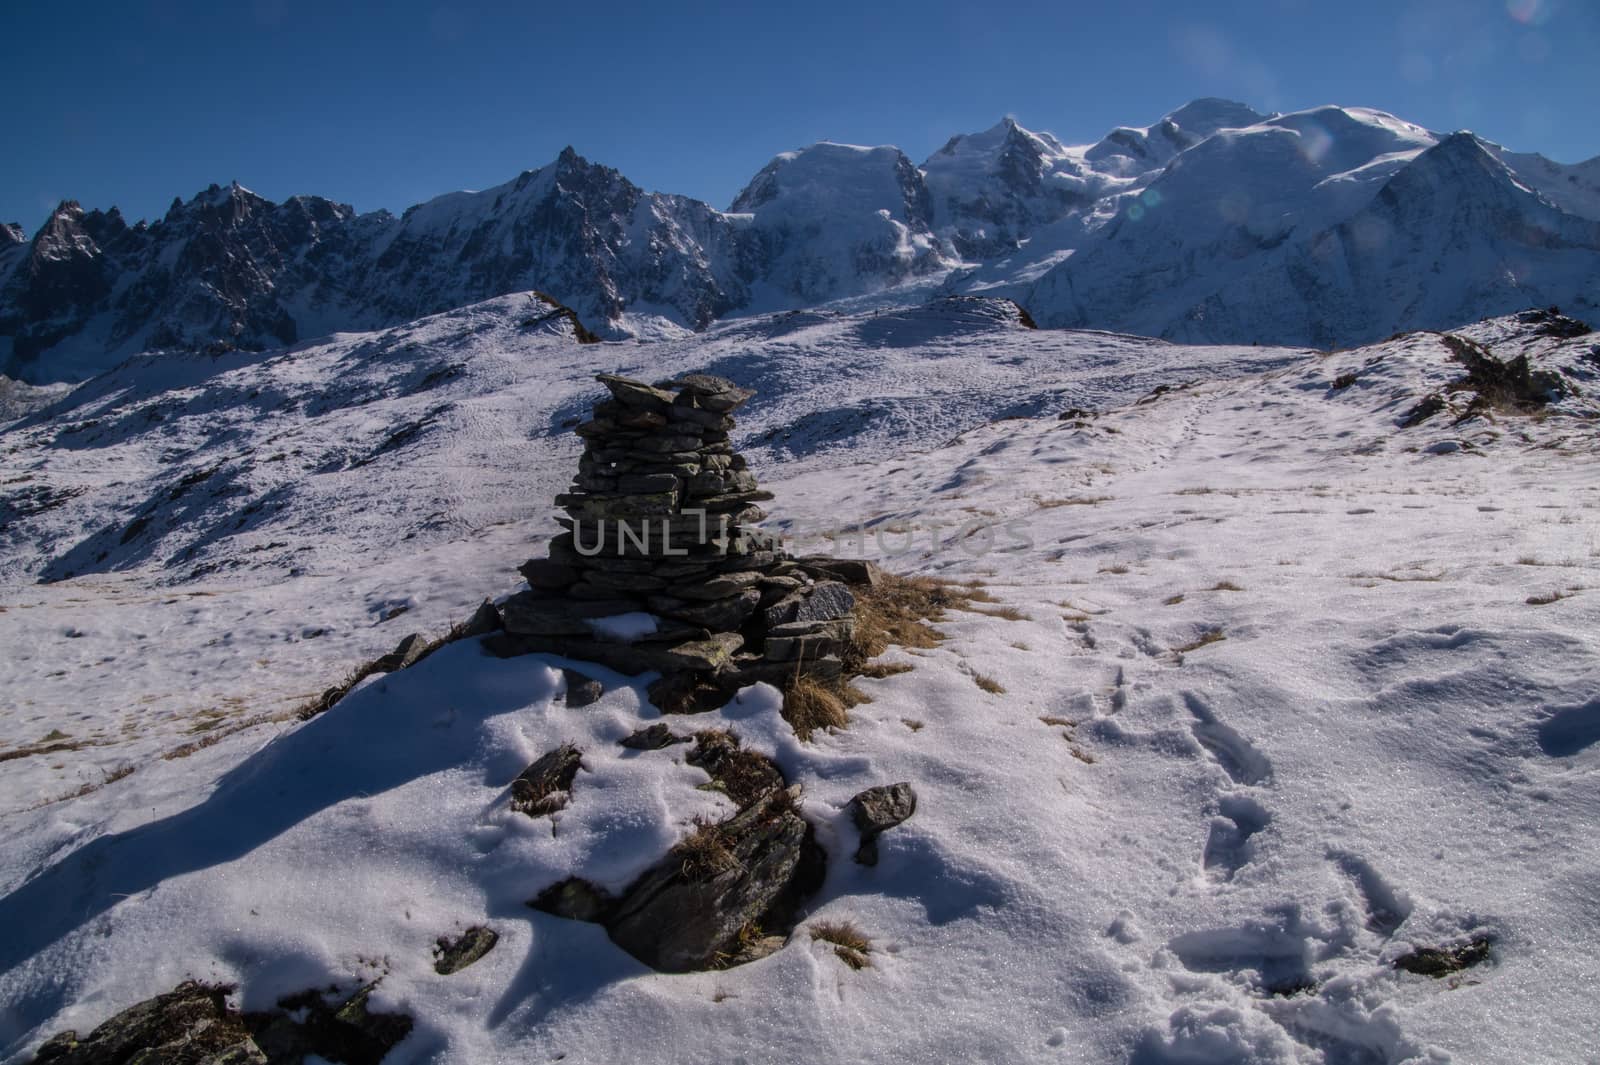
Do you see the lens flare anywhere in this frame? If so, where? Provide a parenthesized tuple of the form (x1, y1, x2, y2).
(1506, 0, 1549, 25)
(1296, 121, 1334, 164)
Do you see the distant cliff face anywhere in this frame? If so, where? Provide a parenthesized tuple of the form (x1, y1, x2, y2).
(4, 100, 1598, 383)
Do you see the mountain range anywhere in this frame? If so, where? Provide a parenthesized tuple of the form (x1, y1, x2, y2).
(3, 98, 1598, 383)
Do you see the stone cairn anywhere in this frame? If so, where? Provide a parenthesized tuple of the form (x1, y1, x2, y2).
(485, 372, 870, 707)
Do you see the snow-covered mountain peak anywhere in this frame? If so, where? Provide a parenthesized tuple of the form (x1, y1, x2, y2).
(730, 142, 930, 221)
(4, 100, 1597, 383)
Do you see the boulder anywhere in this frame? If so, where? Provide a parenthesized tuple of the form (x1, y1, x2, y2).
(847, 782, 918, 866)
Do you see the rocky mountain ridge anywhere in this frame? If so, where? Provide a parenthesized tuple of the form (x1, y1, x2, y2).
(3, 99, 1597, 382)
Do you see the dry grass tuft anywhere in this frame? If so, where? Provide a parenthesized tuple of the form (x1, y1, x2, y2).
(1162, 594, 1186, 606)
(782, 674, 860, 741)
(969, 604, 1030, 621)
(1208, 580, 1244, 592)
(973, 672, 1006, 695)
(1174, 628, 1227, 654)
(901, 718, 925, 731)
(854, 661, 914, 680)
(1526, 589, 1575, 605)
(1036, 495, 1112, 509)
(1039, 715, 1076, 728)
(674, 816, 739, 881)
(844, 572, 991, 666)
(1099, 563, 1131, 575)
(811, 920, 873, 970)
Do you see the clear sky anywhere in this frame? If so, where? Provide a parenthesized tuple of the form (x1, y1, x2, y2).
(3, 0, 1596, 233)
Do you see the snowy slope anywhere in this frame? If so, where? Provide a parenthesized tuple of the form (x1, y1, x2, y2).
(2, 295, 1598, 1063)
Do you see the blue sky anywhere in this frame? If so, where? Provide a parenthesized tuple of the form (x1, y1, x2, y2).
(3, 0, 1596, 232)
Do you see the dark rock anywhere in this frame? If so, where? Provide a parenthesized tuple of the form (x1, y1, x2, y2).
(372, 633, 428, 673)
(499, 591, 641, 635)
(27, 981, 258, 1065)
(247, 982, 412, 1065)
(518, 558, 582, 589)
(529, 877, 615, 923)
(562, 670, 604, 708)
(481, 631, 743, 676)
(847, 782, 918, 866)
(669, 570, 763, 600)
(1393, 937, 1493, 977)
(650, 590, 761, 632)
(459, 599, 503, 637)
(597, 374, 676, 412)
(648, 672, 730, 715)
(434, 926, 499, 975)
(619, 723, 689, 749)
(615, 472, 681, 494)
(510, 743, 583, 817)
(605, 789, 808, 972)
(665, 375, 756, 413)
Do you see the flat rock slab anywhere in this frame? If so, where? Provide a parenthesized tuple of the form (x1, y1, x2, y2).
(481, 631, 744, 677)
(796, 556, 885, 587)
(597, 373, 675, 411)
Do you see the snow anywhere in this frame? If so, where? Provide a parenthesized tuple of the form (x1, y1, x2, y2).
(583, 612, 659, 643)
(2, 296, 1599, 1063)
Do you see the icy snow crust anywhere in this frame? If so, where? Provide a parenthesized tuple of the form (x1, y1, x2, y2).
(2, 295, 1599, 1063)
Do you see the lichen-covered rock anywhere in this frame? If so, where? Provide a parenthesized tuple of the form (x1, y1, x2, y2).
(29, 981, 256, 1065)
(433, 926, 499, 975)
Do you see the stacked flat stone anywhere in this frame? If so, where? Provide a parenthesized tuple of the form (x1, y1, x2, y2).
(490, 373, 861, 691)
